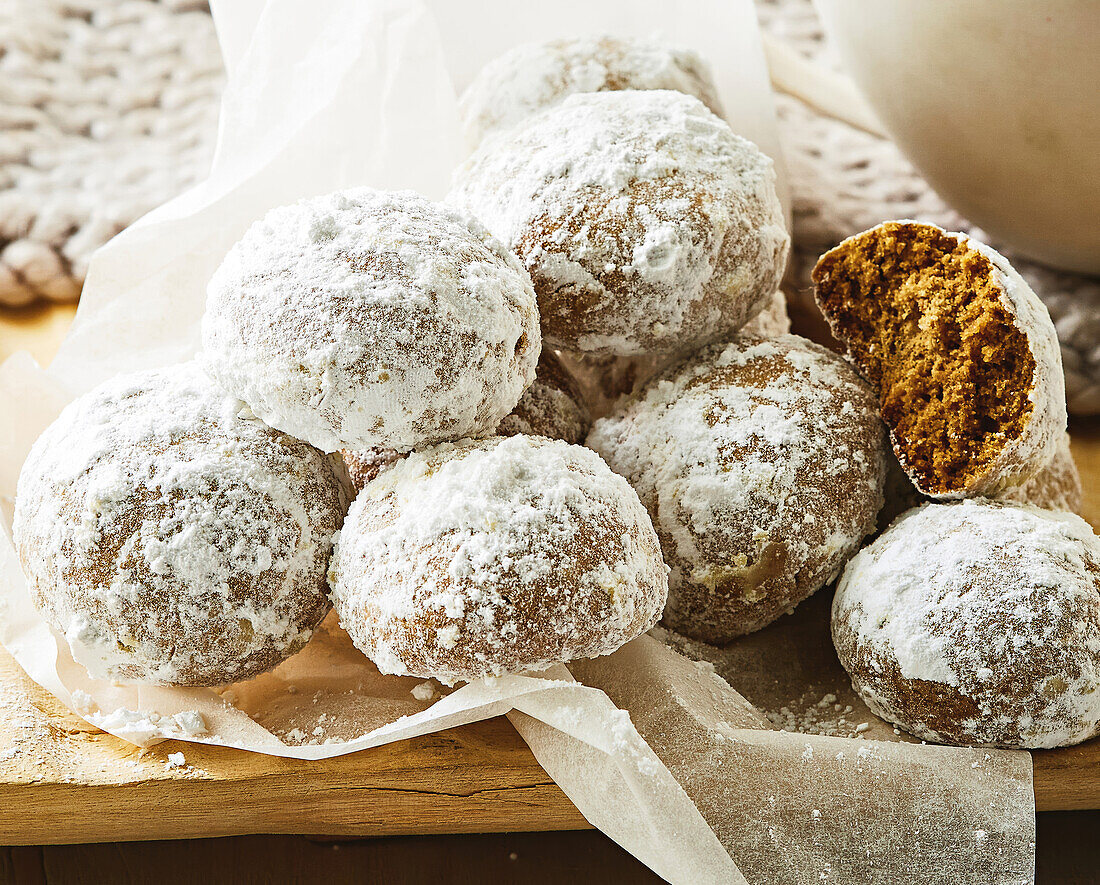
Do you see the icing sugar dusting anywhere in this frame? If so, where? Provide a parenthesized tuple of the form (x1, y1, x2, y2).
(450, 90, 789, 357)
(973, 236, 1067, 492)
(14, 363, 345, 686)
(201, 187, 540, 453)
(330, 435, 668, 684)
(341, 350, 590, 492)
(459, 35, 724, 148)
(588, 334, 886, 641)
(834, 499, 1100, 748)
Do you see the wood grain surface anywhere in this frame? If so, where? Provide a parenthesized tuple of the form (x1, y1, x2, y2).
(0, 305, 1098, 848)
(0, 648, 587, 845)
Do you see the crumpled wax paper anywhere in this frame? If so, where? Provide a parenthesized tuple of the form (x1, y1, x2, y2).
(0, 1, 1035, 882)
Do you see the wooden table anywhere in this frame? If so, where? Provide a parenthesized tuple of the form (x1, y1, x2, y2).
(3, 818, 1098, 885)
(1, 303, 1098, 883)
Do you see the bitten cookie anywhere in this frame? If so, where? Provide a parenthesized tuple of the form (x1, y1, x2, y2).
(201, 187, 540, 453)
(833, 500, 1100, 749)
(588, 334, 887, 642)
(813, 221, 1066, 498)
(13, 363, 346, 686)
(329, 435, 668, 684)
(459, 35, 723, 148)
(879, 430, 1083, 531)
(450, 90, 789, 357)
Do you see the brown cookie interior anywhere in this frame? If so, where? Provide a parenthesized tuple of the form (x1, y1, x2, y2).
(813, 222, 1035, 494)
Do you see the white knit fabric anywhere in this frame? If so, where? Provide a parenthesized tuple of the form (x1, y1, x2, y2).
(0, 0, 222, 305)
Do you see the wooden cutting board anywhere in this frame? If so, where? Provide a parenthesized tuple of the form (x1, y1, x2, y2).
(0, 636, 1097, 846)
(0, 305, 1097, 845)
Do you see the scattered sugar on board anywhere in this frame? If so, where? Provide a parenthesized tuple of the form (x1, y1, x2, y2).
(70, 690, 208, 744)
(765, 691, 870, 740)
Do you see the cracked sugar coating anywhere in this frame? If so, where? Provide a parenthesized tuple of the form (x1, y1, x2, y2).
(833, 500, 1100, 749)
(587, 334, 887, 643)
(449, 90, 789, 357)
(329, 435, 669, 684)
(813, 221, 1066, 499)
(341, 349, 590, 492)
(201, 188, 541, 454)
(13, 363, 346, 686)
(459, 35, 723, 149)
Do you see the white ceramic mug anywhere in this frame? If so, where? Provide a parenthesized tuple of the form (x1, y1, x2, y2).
(812, 0, 1100, 274)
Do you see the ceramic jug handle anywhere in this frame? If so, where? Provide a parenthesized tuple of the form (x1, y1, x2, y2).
(760, 33, 885, 138)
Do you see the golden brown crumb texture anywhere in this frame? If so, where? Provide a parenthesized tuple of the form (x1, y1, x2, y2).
(813, 222, 1036, 495)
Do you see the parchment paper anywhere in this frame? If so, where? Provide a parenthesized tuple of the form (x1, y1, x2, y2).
(596, 630, 1036, 883)
(0, 1, 1035, 882)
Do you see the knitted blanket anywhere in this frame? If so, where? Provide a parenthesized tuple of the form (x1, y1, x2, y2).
(0, 0, 221, 304)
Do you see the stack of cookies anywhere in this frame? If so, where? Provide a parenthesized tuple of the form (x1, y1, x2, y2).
(13, 37, 1100, 751)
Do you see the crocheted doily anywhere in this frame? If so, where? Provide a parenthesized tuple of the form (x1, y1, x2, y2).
(0, 0, 222, 306)
(2, 0, 1096, 414)
(757, 0, 1100, 415)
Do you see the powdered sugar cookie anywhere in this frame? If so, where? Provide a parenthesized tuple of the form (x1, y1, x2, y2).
(741, 288, 791, 339)
(495, 349, 590, 444)
(341, 349, 590, 492)
(813, 221, 1066, 498)
(459, 35, 723, 148)
(450, 90, 789, 357)
(13, 363, 346, 686)
(588, 334, 887, 642)
(558, 290, 791, 419)
(201, 188, 540, 453)
(329, 435, 668, 684)
(833, 499, 1100, 749)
